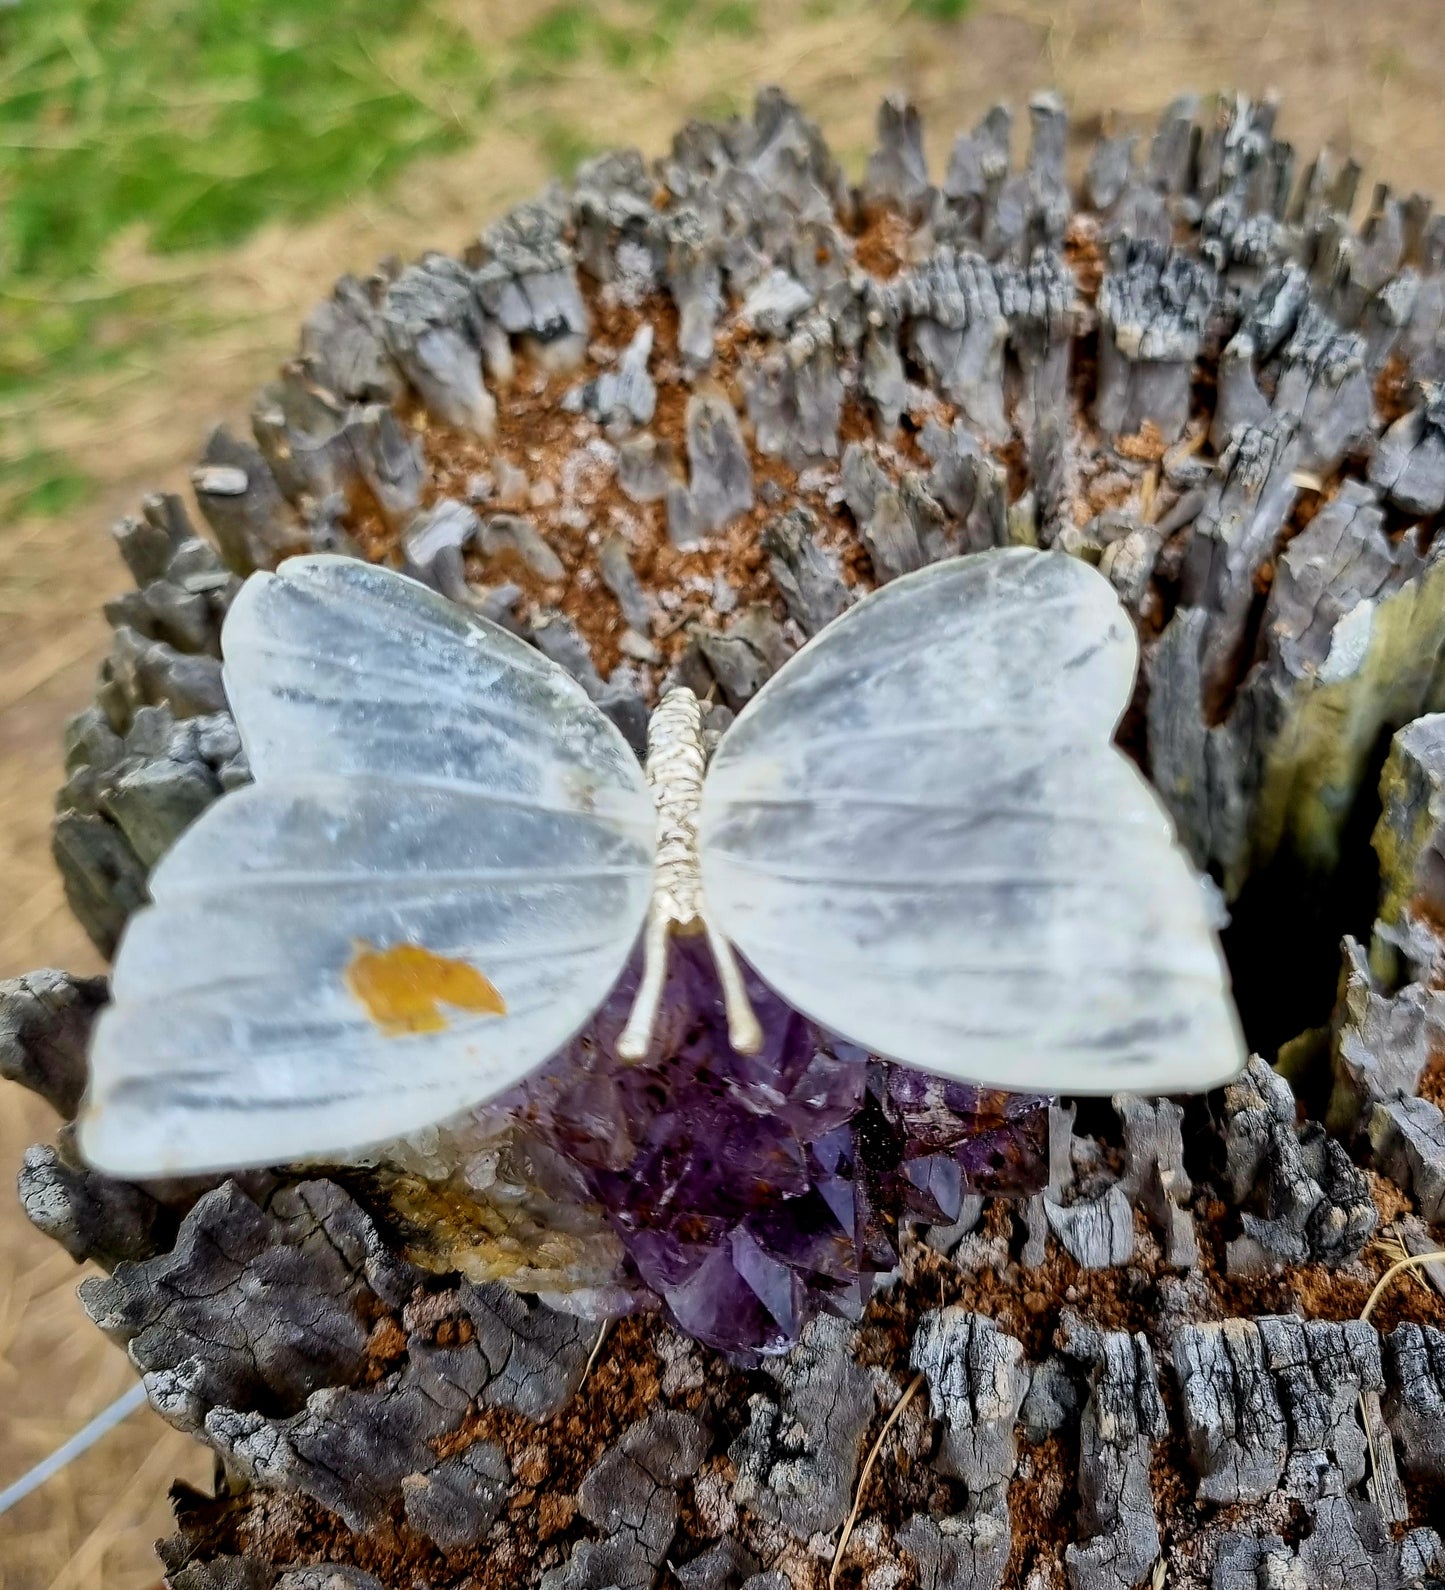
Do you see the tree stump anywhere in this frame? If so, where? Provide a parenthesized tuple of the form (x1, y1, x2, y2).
(7, 85, 1445, 1590)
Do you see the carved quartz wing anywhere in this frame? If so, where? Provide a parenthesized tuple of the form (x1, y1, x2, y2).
(79, 556, 654, 1176)
(699, 547, 1246, 1095)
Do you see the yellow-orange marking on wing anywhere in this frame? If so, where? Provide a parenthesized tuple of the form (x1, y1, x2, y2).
(345, 941, 507, 1036)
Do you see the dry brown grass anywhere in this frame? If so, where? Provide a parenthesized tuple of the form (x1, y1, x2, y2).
(4, 1, 1445, 1582)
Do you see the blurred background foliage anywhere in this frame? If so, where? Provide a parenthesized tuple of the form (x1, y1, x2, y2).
(0, 0, 781, 520)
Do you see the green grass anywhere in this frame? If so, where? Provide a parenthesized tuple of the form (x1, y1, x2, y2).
(0, 0, 768, 524)
(530, 112, 605, 178)
(515, 0, 758, 83)
(908, 0, 972, 18)
(0, 0, 496, 273)
(0, 0, 497, 403)
(0, 446, 93, 519)
(517, 3, 639, 74)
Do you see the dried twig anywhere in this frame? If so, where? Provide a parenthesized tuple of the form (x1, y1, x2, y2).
(577, 1321, 611, 1395)
(1361, 1248, 1445, 1323)
(1358, 1246, 1445, 1506)
(829, 1369, 926, 1588)
(1373, 1231, 1437, 1303)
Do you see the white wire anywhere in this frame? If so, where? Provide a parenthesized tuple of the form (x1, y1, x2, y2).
(0, 1381, 149, 1518)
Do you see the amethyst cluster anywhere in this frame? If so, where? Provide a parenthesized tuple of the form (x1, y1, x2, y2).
(510, 939, 1048, 1357)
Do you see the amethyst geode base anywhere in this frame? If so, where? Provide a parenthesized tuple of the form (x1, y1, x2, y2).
(500, 938, 1048, 1356)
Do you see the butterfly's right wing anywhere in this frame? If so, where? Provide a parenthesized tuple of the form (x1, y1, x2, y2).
(699, 548, 1245, 1097)
(78, 556, 655, 1178)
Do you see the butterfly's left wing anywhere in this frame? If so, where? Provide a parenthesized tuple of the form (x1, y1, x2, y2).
(78, 556, 655, 1177)
(698, 547, 1245, 1096)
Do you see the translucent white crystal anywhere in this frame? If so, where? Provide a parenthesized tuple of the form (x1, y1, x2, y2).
(80, 557, 653, 1177)
(81, 546, 1244, 1182)
(700, 547, 1246, 1095)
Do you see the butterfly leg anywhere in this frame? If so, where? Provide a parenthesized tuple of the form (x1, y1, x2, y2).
(617, 906, 672, 1061)
(702, 912, 763, 1056)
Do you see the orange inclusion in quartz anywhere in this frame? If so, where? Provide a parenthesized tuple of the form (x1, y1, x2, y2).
(344, 941, 507, 1036)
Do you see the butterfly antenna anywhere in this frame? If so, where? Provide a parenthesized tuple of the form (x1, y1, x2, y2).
(618, 909, 671, 1061)
(622, 684, 762, 1059)
(703, 914, 764, 1056)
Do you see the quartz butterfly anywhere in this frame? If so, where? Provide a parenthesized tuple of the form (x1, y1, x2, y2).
(78, 548, 1245, 1176)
